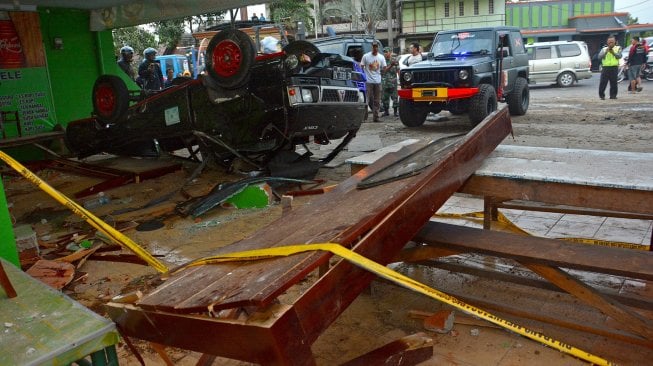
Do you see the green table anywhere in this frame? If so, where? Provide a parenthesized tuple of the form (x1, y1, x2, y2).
(0, 258, 120, 365)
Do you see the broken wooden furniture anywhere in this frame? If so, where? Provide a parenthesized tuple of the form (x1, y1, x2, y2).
(0, 258, 120, 365)
(458, 146, 653, 237)
(401, 222, 653, 359)
(106, 108, 513, 365)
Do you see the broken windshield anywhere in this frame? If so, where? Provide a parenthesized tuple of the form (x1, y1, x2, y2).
(431, 30, 494, 57)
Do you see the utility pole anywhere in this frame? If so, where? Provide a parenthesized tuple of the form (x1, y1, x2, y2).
(387, 0, 393, 50)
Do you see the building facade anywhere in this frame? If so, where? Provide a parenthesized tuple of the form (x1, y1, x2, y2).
(398, 0, 505, 51)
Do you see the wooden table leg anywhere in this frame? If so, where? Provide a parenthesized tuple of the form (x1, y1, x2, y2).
(0, 261, 17, 298)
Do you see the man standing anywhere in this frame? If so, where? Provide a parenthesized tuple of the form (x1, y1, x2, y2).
(597, 36, 622, 100)
(381, 47, 399, 117)
(361, 41, 386, 122)
(117, 46, 136, 81)
(627, 36, 647, 93)
(138, 47, 163, 91)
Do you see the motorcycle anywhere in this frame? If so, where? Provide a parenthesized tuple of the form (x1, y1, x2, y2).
(641, 62, 653, 81)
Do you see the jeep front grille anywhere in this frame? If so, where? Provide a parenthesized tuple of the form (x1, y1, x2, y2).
(321, 89, 359, 102)
(410, 70, 458, 85)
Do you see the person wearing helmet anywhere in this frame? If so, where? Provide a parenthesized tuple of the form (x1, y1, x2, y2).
(118, 46, 135, 81)
(138, 47, 163, 91)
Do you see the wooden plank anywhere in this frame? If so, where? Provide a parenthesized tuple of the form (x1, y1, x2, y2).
(106, 303, 315, 366)
(413, 222, 653, 281)
(399, 259, 653, 310)
(460, 175, 653, 216)
(0, 261, 17, 298)
(436, 289, 653, 349)
(135, 108, 511, 316)
(341, 333, 433, 366)
(523, 263, 653, 340)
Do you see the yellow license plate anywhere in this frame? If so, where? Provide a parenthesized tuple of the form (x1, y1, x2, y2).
(413, 88, 447, 101)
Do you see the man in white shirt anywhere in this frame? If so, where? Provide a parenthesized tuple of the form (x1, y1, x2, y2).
(406, 43, 423, 66)
(361, 41, 387, 122)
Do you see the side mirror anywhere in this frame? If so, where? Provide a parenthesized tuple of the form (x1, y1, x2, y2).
(497, 48, 509, 58)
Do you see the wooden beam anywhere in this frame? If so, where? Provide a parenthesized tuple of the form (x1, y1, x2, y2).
(341, 333, 433, 366)
(413, 222, 653, 281)
(523, 262, 653, 340)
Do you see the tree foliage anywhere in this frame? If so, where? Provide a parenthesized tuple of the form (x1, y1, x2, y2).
(270, 0, 315, 33)
(112, 26, 156, 58)
(155, 19, 185, 51)
(323, 0, 387, 35)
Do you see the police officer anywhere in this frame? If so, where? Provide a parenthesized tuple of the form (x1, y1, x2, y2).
(381, 46, 399, 117)
(598, 35, 622, 100)
(138, 47, 164, 91)
(117, 46, 136, 81)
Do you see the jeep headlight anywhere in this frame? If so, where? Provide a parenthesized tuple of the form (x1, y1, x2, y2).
(301, 88, 313, 103)
(402, 72, 412, 82)
(458, 69, 469, 80)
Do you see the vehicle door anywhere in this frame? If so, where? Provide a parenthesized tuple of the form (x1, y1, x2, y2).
(497, 31, 516, 94)
(528, 45, 559, 83)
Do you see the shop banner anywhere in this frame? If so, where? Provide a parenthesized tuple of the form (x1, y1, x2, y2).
(0, 11, 55, 138)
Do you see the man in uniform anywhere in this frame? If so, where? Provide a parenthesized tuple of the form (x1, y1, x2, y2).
(117, 46, 136, 81)
(381, 47, 399, 117)
(597, 35, 622, 100)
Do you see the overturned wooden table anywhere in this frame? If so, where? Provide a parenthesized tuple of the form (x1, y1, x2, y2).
(458, 145, 653, 243)
(106, 109, 513, 365)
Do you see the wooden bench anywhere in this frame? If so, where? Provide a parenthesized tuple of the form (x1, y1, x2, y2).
(106, 109, 513, 365)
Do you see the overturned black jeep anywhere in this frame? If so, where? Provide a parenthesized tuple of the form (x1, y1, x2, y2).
(65, 27, 366, 173)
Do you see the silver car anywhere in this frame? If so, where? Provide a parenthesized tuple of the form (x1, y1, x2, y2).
(526, 41, 592, 87)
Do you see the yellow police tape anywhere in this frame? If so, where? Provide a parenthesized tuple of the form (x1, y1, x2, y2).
(435, 211, 649, 250)
(0, 151, 169, 273)
(179, 244, 614, 366)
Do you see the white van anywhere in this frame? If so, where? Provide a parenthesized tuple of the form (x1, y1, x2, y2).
(526, 41, 592, 87)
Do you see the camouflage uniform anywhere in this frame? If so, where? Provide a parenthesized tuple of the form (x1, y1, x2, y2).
(381, 47, 399, 116)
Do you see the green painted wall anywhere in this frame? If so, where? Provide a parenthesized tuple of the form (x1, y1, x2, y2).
(0, 175, 18, 267)
(38, 8, 127, 126)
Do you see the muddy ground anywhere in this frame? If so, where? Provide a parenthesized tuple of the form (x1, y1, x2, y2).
(4, 75, 652, 365)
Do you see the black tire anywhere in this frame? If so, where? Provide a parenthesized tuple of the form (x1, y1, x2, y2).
(447, 100, 467, 115)
(507, 77, 529, 116)
(468, 84, 497, 125)
(206, 29, 256, 90)
(92, 75, 129, 124)
(557, 71, 575, 87)
(399, 99, 428, 127)
(64, 119, 106, 158)
(282, 40, 320, 73)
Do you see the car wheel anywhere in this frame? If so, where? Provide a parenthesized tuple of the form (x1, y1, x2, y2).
(468, 84, 497, 125)
(399, 99, 428, 127)
(507, 77, 529, 116)
(92, 75, 129, 124)
(282, 40, 320, 73)
(447, 100, 467, 115)
(557, 71, 575, 87)
(206, 29, 256, 90)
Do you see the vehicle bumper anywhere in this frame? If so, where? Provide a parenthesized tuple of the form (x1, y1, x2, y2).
(398, 87, 479, 102)
(287, 103, 366, 139)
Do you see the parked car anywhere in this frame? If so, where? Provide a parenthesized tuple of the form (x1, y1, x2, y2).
(65, 26, 367, 174)
(525, 41, 592, 87)
(398, 26, 530, 126)
(311, 35, 382, 59)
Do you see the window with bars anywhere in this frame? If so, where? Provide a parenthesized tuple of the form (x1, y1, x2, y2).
(444, 2, 450, 17)
(474, 0, 479, 15)
(489, 0, 494, 14)
(459, 1, 465, 16)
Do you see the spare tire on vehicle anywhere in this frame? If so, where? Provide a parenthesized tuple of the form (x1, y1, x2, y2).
(206, 29, 256, 90)
(92, 75, 129, 124)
